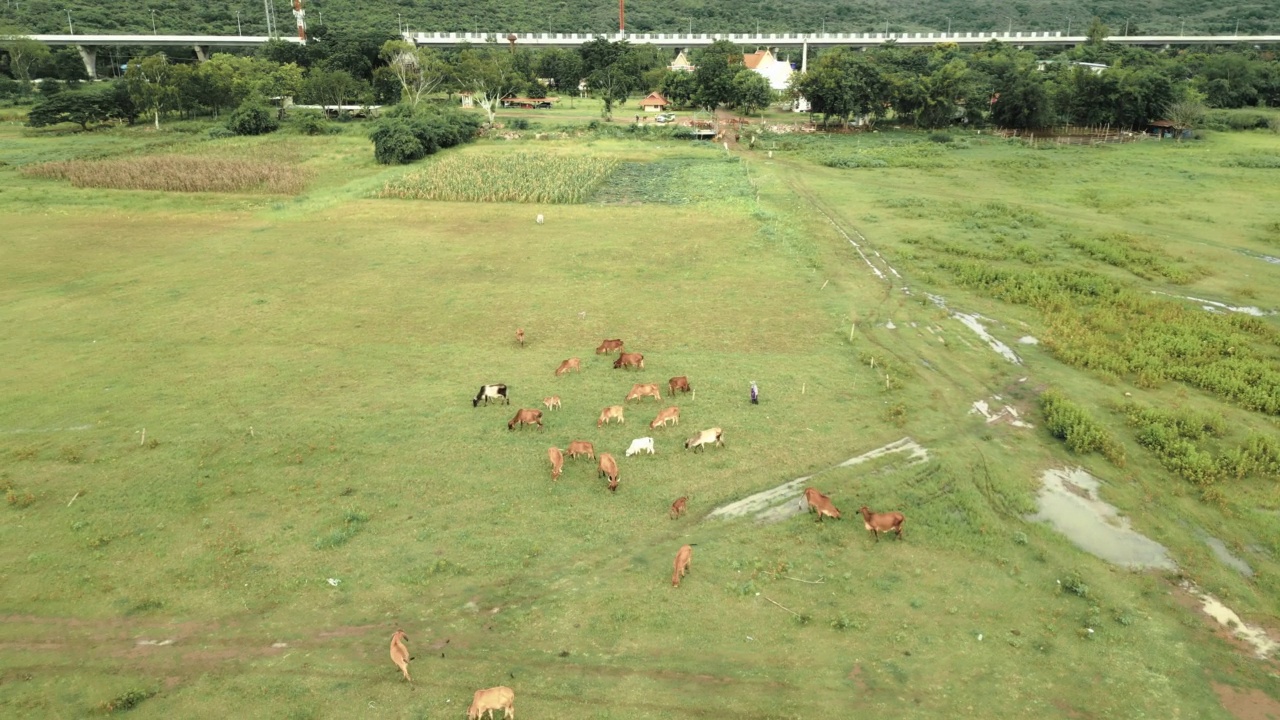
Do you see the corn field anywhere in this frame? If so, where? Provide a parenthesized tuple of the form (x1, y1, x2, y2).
(22, 156, 310, 194)
(379, 153, 618, 204)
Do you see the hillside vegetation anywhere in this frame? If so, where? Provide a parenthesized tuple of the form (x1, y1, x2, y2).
(1, 0, 1276, 37)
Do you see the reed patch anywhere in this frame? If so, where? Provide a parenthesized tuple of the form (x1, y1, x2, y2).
(379, 152, 617, 203)
(21, 155, 311, 194)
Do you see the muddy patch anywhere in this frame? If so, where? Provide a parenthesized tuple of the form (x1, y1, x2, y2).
(1025, 468, 1175, 570)
(1204, 536, 1255, 577)
(1213, 682, 1280, 720)
(927, 294, 1021, 364)
(1180, 581, 1278, 660)
(706, 438, 929, 523)
(1236, 248, 1280, 265)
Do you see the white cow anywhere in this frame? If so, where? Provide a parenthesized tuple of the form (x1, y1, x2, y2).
(536, 214, 545, 224)
(625, 437, 655, 457)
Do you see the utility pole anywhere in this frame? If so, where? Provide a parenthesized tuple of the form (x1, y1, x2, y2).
(236, 10, 242, 35)
(66, 9, 73, 34)
(946, 17, 951, 34)
(151, 9, 156, 34)
(264, 0, 273, 37)
(1066, 17, 1071, 35)
(618, 0, 624, 33)
(291, 0, 306, 42)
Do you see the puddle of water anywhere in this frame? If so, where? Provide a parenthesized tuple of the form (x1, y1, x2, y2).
(1017, 336, 1039, 345)
(1203, 536, 1254, 577)
(1181, 581, 1278, 659)
(706, 438, 929, 523)
(1151, 291, 1273, 317)
(970, 398, 1034, 428)
(926, 294, 1022, 364)
(1026, 468, 1175, 570)
(1236, 248, 1280, 265)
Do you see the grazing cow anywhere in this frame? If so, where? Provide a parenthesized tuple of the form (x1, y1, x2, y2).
(626, 437, 655, 456)
(803, 487, 841, 522)
(596, 338, 624, 354)
(670, 496, 688, 519)
(467, 686, 515, 720)
(598, 452, 619, 491)
(649, 406, 680, 429)
(625, 383, 662, 402)
(515, 328, 524, 348)
(472, 384, 509, 408)
(389, 630, 412, 682)
(536, 213, 545, 224)
(566, 440, 595, 460)
(542, 396, 561, 411)
(860, 506, 906, 541)
(554, 357, 582, 376)
(684, 427, 724, 452)
(548, 446, 564, 481)
(672, 544, 693, 587)
(597, 405, 625, 427)
(613, 352, 644, 370)
(508, 408, 543, 431)
(668, 376, 691, 395)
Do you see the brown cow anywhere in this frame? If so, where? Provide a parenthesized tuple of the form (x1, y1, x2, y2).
(548, 446, 564, 481)
(515, 328, 524, 348)
(508, 408, 543, 431)
(650, 404, 680, 425)
(668, 376, 691, 395)
(672, 544, 693, 587)
(542, 396, 561, 411)
(554, 357, 581, 376)
(596, 338, 624, 354)
(649, 406, 680, 429)
(625, 383, 662, 402)
(670, 496, 688, 519)
(597, 405, 625, 427)
(467, 686, 515, 720)
(389, 629, 412, 682)
(684, 427, 724, 452)
(598, 452, 619, 491)
(804, 487, 841, 522)
(613, 352, 644, 370)
(860, 506, 906, 541)
(566, 440, 595, 460)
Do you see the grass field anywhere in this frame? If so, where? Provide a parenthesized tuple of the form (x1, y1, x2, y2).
(1, 115, 1278, 719)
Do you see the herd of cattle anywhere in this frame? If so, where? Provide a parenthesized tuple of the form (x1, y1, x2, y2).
(389, 333, 907, 704)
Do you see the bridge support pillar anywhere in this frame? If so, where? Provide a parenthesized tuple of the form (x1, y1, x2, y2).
(76, 45, 97, 79)
(193, 45, 211, 62)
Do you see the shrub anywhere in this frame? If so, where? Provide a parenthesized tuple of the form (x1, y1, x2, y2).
(98, 689, 156, 713)
(368, 120, 424, 164)
(510, 118, 530, 130)
(289, 111, 330, 135)
(368, 109, 481, 164)
(929, 131, 953, 143)
(1040, 389, 1125, 465)
(207, 127, 236, 139)
(226, 100, 279, 136)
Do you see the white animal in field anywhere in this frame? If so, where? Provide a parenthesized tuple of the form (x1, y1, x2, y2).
(626, 437, 655, 456)
(536, 214, 545, 224)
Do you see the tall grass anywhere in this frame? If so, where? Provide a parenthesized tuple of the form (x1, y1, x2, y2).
(21, 155, 311, 194)
(379, 152, 618, 203)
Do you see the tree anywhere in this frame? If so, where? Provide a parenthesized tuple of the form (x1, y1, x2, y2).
(125, 53, 180, 129)
(1086, 17, 1110, 46)
(453, 47, 524, 125)
(588, 64, 630, 120)
(731, 68, 772, 115)
(692, 40, 741, 110)
(1164, 100, 1206, 139)
(301, 68, 364, 110)
(379, 40, 447, 109)
(226, 95, 280, 135)
(26, 88, 112, 130)
(792, 47, 890, 127)
(536, 47, 583, 96)
(658, 70, 697, 108)
(0, 29, 51, 90)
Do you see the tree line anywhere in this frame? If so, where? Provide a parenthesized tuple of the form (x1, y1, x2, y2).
(6, 26, 1279, 133)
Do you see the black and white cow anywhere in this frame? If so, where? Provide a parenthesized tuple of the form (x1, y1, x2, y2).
(472, 384, 509, 407)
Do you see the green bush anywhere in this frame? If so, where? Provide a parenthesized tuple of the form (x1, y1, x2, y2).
(227, 100, 280, 136)
(1040, 389, 1125, 465)
(289, 111, 330, 135)
(929, 131, 953, 143)
(367, 109, 481, 164)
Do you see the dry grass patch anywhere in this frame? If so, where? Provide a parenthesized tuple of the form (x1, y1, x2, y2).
(21, 155, 310, 194)
(379, 152, 618, 203)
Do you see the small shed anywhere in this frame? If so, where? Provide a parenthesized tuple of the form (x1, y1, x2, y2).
(639, 92, 670, 112)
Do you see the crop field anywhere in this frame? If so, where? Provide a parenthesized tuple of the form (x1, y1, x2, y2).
(1, 117, 1278, 719)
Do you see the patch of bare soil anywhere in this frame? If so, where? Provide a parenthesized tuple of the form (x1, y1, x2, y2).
(1214, 683, 1280, 720)
(1171, 583, 1280, 665)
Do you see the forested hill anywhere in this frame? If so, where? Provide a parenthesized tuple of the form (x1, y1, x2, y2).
(1, 0, 1275, 38)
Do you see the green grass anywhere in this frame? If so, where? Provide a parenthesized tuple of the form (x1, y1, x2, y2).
(1, 115, 1279, 719)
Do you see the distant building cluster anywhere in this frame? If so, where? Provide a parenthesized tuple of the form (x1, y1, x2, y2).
(668, 47, 797, 91)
